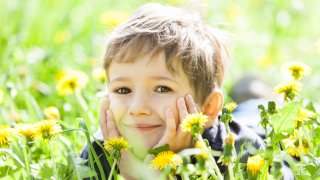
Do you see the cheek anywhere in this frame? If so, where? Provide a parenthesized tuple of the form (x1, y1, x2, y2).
(153, 95, 180, 125)
(109, 96, 127, 124)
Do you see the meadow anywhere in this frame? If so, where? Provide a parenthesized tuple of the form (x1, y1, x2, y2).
(1, 0, 320, 179)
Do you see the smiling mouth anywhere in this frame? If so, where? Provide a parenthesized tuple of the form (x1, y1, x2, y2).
(124, 124, 162, 132)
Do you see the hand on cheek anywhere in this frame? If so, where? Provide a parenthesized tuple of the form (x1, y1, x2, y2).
(99, 95, 120, 140)
(153, 94, 201, 152)
(99, 95, 145, 179)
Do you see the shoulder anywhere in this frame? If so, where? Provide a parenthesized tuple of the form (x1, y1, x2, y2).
(202, 119, 266, 154)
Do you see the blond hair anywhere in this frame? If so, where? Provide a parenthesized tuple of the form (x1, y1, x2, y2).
(103, 3, 228, 105)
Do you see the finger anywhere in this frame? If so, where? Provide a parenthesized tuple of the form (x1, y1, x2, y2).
(176, 97, 192, 140)
(185, 94, 198, 114)
(106, 109, 120, 138)
(99, 95, 110, 140)
(154, 108, 176, 148)
(177, 97, 188, 121)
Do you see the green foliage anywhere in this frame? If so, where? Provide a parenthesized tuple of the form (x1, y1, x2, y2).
(1, 0, 320, 179)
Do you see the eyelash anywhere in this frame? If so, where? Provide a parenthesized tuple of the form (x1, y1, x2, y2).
(114, 87, 131, 94)
(113, 86, 173, 94)
(155, 85, 172, 93)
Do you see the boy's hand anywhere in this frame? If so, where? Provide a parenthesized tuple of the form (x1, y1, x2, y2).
(153, 94, 203, 152)
(99, 95, 120, 140)
(99, 95, 157, 179)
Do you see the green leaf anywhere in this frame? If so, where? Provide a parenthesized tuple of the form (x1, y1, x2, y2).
(267, 101, 277, 114)
(269, 101, 301, 135)
(147, 144, 169, 156)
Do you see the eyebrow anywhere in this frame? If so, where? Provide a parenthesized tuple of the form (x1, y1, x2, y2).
(110, 75, 178, 85)
(149, 76, 178, 84)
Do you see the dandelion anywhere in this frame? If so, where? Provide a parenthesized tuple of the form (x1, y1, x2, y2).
(17, 124, 36, 139)
(56, 70, 88, 96)
(92, 67, 106, 82)
(44, 106, 60, 119)
(32, 120, 62, 141)
(221, 102, 237, 124)
(219, 133, 236, 165)
(275, 81, 302, 101)
(225, 102, 238, 113)
(180, 113, 208, 135)
(0, 126, 11, 148)
(287, 62, 310, 80)
(151, 151, 182, 171)
(247, 155, 264, 176)
(104, 137, 130, 152)
(54, 30, 69, 44)
(282, 130, 310, 157)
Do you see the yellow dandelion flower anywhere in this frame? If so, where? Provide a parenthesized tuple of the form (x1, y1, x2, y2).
(104, 137, 130, 152)
(151, 151, 182, 171)
(0, 89, 3, 104)
(56, 70, 88, 96)
(44, 106, 60, 119)
(282, 132, 309, 157)
(54, 30, 69, 44)
(0, 126, 11, 148)
(17, 124, 36, 139)
(275, 81, 302, 101)
(297, 108, 315, 122)
(92, 67, 106, 82)
(32, 120, 62, 141)
(247, 155, 264, 175)
(180, 113, 208, 134)
(225, 102, 238, 113)
(100, 11, 129, 27)
(287, 62, 310, 80)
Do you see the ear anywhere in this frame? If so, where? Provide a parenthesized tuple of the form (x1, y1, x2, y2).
(203, 91, 224, 120)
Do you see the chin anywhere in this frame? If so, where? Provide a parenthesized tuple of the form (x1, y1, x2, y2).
(121, 129, 163, 157)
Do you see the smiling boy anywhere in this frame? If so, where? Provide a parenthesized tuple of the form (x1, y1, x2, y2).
(80, 3, 292, 180)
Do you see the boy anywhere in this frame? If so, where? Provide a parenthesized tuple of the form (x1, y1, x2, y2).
(81, 3, 293, 179)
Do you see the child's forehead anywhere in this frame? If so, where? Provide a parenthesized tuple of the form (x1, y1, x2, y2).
(110, 49, 182, 75)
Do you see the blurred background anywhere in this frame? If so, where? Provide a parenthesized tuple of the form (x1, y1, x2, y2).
(1, 0, 320, 143)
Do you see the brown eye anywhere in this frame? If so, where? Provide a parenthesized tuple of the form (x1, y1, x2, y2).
(114, 87, 131, 94)
(155, 86, 172, 93)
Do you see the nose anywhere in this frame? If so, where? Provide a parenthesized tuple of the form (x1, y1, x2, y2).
(128, 90, 152, 116)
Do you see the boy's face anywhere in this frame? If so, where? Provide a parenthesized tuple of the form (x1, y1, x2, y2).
(108, 51, 195, 154)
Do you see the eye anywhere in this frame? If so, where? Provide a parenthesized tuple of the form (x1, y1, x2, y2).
(155, 86, 172, 93)
(114, 87, 131, 94)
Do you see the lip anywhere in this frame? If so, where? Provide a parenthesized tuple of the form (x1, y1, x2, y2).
(123, 124, 162, 132)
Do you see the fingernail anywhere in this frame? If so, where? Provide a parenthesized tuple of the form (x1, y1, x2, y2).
(178, 97, 184, 104)
(186, 94, 193, 101)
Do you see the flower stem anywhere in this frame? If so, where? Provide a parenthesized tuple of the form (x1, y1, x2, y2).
(108, 159, 117, 180)
(197, 134, 223, 180)
(49, 141, 57, 180)
(225, 123, 236, 180)
(228, 164, 234, 180)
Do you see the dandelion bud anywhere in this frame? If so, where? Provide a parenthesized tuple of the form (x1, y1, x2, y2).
(247, 155, 264, 177)
(218, 133, 236, 165)
(44, 106, 60, 119)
